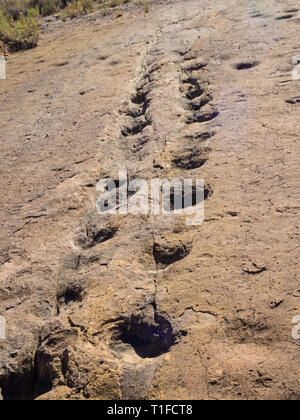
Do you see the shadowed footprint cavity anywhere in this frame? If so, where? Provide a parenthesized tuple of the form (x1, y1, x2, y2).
(184, 131, 215, 142)
(172, 146, 210, 170)
(131, 88, 150, 106)
(286, 97, 300, 105)
(275, 14, 294, 20)
(186, 109, 219, 124)
(90, 225, 118, 247)
(55, 61, 69, 67)
(57, 279, 86, 306)
(250, 12, 264, 18)
(131, 135, 150, 153)
(182, 59, 207, 71)
(182, 77, 204, 100)
(78, 223, 118, 249)
(121, 117, 151, 137)
(124, 105, 143, 118)
(153, 240, 191, 267)
(189, 93, 212, 111)
(0, 328, 68, 399)
(110, 60, 121, 66)
(0, 370, 36, 400)
(177, 48, 191, 57)
(116, 314, 176, 358)
(234, 61, 260, 70)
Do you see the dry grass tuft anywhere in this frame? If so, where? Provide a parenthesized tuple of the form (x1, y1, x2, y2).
(0, 0, 150, 50)
(0, 5, 40, 51)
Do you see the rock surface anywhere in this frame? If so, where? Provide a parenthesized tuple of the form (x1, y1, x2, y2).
(0, 0, 300, 400)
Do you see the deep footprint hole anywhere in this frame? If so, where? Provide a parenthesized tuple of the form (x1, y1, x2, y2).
(57, 282, 85, 306)
(0, 348, 53, 401)
(275, 14, 294, 20)
(0, 370, 35, 400)
(172, 155, 207, 170)
(116, 314, 176, 358)
(153, 242, 191, 266)
(172, 147, 210, 170)
(121, 118, 151, 137)
(186, 110, 219, 124)
(184, 131, 215, 142)
(131, 90, 148, 105)
(90, 226, 118, 247)
(235, 61, 260, 70)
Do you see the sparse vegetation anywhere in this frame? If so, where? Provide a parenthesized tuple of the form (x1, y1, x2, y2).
(0, 0, 64, 18)
(107, 0, 123, 7)
(37, 0, 66, 16)
(0, 0, 150, 50)
(0, 39, 5, 53)
(0, 5, 40, 51)
(144, 0, 149, 13)
(60, 0, 94, 19)
(135, 0, 150, 13)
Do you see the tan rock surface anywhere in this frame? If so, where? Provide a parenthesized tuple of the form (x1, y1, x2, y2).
(0, 0, 299, 400)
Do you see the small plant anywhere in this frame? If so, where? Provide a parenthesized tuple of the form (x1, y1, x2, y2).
(144, 0, 149, 13)
(0, 5, 40, 51)
(61, 0, 94, 19)
(0, 0, 33, 19)
(100, 5, 110, 16)
(135, 0, 149, 13)
(37, 0, 65, 16)
(107, 0, 123, 7)
(0, 0, 139, 50)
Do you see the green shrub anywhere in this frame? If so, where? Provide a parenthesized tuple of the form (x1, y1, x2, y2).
(0, 5, 40, 51)
(107, 0, 123, 7)
(62, 0, 94, 18)
(144, 0, 149, 13)
(0, 1, 67, 18)
(0, 0, 33, 19)
(36, 0, 65, 16)
(0, 0, 140, 50)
